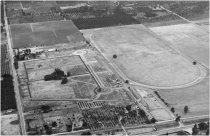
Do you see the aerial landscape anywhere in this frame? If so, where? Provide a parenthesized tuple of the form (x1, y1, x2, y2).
(1, 1, 209, 135)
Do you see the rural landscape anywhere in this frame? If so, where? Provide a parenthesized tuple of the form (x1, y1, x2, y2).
(1, 1, 209, 135)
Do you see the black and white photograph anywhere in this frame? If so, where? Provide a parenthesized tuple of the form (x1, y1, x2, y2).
(1, 0, 209, 135)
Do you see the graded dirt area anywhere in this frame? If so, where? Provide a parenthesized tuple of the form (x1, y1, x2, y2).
(150, 23, 209, 68)
(84, 24, 202, 88)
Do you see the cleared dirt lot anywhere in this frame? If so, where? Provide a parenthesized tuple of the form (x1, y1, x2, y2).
(150, 23, 209, 68)
(85, 24, 202, 88)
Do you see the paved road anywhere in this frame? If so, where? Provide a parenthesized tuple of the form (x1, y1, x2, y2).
(80, 55, 105, 88)
(3, 2, 26, 135)
(141, 124, 194, 135)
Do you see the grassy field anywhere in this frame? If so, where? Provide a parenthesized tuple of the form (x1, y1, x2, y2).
(97, 89, 124, 101)
(25, 55, 88, 81)
(91, 61, 110, 72)
(73, 81, 98, 99)
(29, 79, 75, 99)
(10, 20, 85, 49)
(17, 53, 105, 103)
(150, 23, 209, 68)
(25, 55, 83, 71)
(88, 24, 201, 88)
(71, 74, 97, 84)
(157, 77, 209, 118)
(98, 72, 122, 88)
(1, 114, 20, 135)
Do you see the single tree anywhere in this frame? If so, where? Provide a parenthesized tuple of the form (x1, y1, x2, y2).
(52, 121, 57, 127)
(61, 77, 68, 84)
(97, 87, 102, 93)
(171, 107, 175, 113)
(175, 116, 181, 122)
(126, 105, 132, 111)
(125, 80, 129, 84)
(150, 118, 157, 123)
(41, 105, 51, 113)
(184, 106, 189, 113)
(193, 61, 197, 65)
(113, 54, 117, 59)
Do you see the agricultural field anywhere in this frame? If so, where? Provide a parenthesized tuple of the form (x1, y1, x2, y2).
(165, 1, 209, 21)
(85, 24, 204, 88)
(150, 23, 209, 68)
(1, 44, 10, 75)
(20, 1, 57, 8)
(9, 20, 85, 49)
(6, 1, 64, 24)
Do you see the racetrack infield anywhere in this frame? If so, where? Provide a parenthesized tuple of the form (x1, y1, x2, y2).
(85, 24, 205, 88)
(150, 23, 209, 68)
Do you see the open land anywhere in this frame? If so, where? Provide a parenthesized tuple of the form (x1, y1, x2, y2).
(150, 23, 209, 68)
(157, 76, 209, 118)
(148, 23, 209, 118)
(83, 24, 206, 88)
(16, 48, 133, 109)
(2, 1, 209, 135)
(82, 23, 209, 120)
(15, 45, 151, 134)
(10, 20, 85, 49)
(1, 113, 20, 135)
